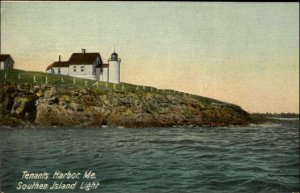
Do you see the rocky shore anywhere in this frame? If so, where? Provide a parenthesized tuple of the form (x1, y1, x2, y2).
(0, 82, 265, 128)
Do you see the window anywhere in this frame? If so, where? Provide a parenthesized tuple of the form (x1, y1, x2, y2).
(58, 68, 61, 74)
(73, 66, 76, 72)
(81, 66, 84, 72)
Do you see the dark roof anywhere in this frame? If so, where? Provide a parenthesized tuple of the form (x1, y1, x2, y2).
(46, 61, 69, 70)
(53, 61, 69, 67)
(46, 63, 54, 71)
(0, 54, 14, 63)
(96, 63, 109, 68)
(68, 53, 102, 65)
(102, 63, 109, 68)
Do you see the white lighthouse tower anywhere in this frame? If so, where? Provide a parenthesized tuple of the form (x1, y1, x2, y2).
(108, 49, 121, 84)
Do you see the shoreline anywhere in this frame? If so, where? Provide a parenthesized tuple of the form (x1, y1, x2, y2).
(1, 81, 265, 128)
(1, 121, 291, 130)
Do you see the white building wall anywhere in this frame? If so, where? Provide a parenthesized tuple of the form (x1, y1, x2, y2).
(46, 69, 54, 74)
(52, 67, 69, 75)
(69, 64, 96, 80)
(103, 68, 109, 82)
(108, 61, 120, 84)
(60, 67, 69, 75)
(95, 68, 101, 81)
(0, 62, 4, 70)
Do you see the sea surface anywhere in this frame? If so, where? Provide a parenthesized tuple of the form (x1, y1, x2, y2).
(0, 120, 299, 193)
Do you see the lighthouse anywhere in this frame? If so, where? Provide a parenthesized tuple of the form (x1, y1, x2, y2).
(108, 50, 121, 84)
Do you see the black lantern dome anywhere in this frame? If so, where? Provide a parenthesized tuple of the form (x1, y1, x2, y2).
(111, 52, 118, 61)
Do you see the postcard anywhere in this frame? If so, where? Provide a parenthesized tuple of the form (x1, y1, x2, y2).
(0, 2, 299, 193)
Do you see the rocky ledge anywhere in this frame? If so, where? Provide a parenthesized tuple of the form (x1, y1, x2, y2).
(0, 82, 265, 128)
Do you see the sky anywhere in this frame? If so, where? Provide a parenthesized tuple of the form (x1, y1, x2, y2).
(0, 2, 299, 113)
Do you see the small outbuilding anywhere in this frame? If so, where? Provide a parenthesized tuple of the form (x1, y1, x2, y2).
(0, 54, 14, 70)
(46, 55, 69, 75)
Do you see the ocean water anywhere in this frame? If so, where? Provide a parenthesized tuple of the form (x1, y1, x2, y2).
(0, 121, 299, 193)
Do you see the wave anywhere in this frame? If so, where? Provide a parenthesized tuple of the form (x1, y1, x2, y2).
(267, 117, 299, 121)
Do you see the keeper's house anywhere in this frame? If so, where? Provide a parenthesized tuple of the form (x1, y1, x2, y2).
(46, 49, 121, 84)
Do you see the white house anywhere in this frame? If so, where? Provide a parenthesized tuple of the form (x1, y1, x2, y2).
(46, 49, 121, 83)
(0, 54, 14, 70)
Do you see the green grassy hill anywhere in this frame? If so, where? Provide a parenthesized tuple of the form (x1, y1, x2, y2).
(0, 69, 226, 106)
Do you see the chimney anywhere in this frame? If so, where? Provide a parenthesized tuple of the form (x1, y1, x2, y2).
(59, 55, 61, 62)
(82, 49, 86, 54)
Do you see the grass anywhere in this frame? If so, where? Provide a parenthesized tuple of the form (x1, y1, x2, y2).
(0, 69, 226, 105)
(0, 69, 180, 93)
